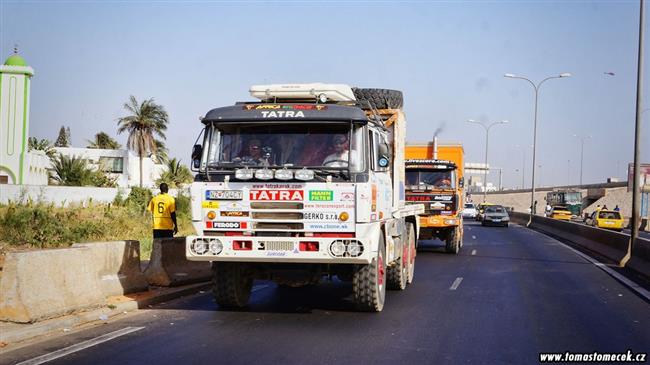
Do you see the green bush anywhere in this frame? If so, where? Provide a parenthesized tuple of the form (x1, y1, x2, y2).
(125, 187, 152, 212)
(175, 190, 191, 217)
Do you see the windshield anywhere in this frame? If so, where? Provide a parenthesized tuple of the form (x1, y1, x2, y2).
(565, 192, 581, 204)
(599, 211, 621, 219)
(406, 170, 455, 189)
(486, 206, 505, 213)
(202, 122, 365, 172)
(464, 203, 475, 209)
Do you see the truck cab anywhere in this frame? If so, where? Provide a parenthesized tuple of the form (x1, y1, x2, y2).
(186, 84, 423, 312)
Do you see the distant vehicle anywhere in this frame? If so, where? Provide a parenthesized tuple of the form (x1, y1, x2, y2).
(546, 190, 583, 217)
(549, 205, 572, 221)
(481, 205, 510, 227)
(586, 210, 624, 231)
(475, 202, 494, 221)
(462, 203, 478, 219)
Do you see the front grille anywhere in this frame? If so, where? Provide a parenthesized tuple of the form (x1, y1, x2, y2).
(255, 222, 304, 230)
(252, 212, 303, 220)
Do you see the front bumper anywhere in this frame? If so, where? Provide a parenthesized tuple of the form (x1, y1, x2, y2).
(186, 235, 372, 264)
(419, 215, 460, 228)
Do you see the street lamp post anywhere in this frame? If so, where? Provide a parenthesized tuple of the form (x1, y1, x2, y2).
(573, 134, 591, 186)
(467, 119, 508, 202)
(505, 72, 571, 224)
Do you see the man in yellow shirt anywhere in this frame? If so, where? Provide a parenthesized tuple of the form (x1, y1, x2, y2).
(147, 183, 178, 238)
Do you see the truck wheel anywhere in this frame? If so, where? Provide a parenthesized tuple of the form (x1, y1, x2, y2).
(445, 227, 460, 254)
(352, 88, 404, 109)
(387, 238, 407, 291)
(406, 223, 416, 285)
(353, 234, 386, 312)
(212, 262, 253, 308)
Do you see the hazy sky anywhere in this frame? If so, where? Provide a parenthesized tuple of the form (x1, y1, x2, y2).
(1, 0, 648, 188)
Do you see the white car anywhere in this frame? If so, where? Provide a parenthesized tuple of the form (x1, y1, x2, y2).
(462, 203, 478, 219)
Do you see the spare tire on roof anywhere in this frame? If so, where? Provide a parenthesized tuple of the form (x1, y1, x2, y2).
(352, 88, 404, 110)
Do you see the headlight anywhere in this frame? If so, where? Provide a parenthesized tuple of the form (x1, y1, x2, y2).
(295, 169, 314, 181)
(193, 240, 208, 255)
(209, 239, 223, 255)
(255, 168, 273, 180)
(330, 241, 346, 257)
(444, 219, 456, 225)
(347, 241, 364, 257)
(274, 168, 293, 180)
(235, 168, 254, 180)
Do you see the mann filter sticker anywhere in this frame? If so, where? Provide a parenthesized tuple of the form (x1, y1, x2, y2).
(202, 201, 220, 209)
(309, 190, 333, 201)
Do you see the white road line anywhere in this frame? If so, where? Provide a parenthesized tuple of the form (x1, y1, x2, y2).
(472, 235, 476, 240)
(556, 242, 650, 300)
(17, 326, 144, 365)
(252, 284, 269, 293)
(471, 249, 477, 256)
(449, 277, 463, 290)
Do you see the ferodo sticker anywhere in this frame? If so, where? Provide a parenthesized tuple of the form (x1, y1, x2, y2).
(202, 201, 220, 209)
(212, 222, 246, 229)
(250, 190, 304, 201)
(221, 211, 249, 217)
(309, 190, 333, 201)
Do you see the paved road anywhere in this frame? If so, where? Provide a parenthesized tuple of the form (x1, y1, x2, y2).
(3, 222, 649, 365)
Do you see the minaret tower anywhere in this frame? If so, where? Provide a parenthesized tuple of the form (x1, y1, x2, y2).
(0, 46, 35, 184)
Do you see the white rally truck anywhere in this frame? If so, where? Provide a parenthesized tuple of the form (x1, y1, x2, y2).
(186, 83, 423, 312)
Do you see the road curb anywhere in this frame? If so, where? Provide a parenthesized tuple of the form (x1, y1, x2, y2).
(0, 282, 211, 348)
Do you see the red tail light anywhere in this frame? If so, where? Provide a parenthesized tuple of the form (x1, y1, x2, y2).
(299, 241, 319, 252)
(233, 240, 253, 250)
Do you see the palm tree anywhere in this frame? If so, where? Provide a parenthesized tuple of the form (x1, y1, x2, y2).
(153, 139, 169, 164)
(117, 96, 169, 187)
(49, 154, 93, 186)
(156, 158, 193, 188)
(87, 132, 121, 149)
(28, 137, 56, 158)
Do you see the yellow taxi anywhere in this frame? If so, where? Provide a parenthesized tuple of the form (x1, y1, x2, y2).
(549, 205, 572, 221)
(588, 210, 624, 231)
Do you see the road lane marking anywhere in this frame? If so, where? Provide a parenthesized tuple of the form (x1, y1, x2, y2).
(17, 326, 144, 365)
(252, 285, 269, 293)
(449, 277, 463, 290)
(471, 249, 477, 255)
(471, 235, 476, 239)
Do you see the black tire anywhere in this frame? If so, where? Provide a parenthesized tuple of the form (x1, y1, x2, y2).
(212, 262, 253, 308)
(352, 88, 404, 110)
(353, 234, 387, 312)
(405, 223, 416, 285)
(445, 227, 460, 254)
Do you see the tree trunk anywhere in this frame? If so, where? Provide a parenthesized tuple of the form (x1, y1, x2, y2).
(139, 155, 143, 187)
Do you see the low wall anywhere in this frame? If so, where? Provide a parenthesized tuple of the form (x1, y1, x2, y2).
(0, 185, 186, 207)
(510, 212, 650, 278)
(144, 238, 211, 287)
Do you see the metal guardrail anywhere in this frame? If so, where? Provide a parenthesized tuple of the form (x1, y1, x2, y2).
(509, 212, 650, 278)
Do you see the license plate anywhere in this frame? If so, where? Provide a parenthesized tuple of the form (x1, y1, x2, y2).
(492, 219, 501, 222)
(206, 190, 243, 200)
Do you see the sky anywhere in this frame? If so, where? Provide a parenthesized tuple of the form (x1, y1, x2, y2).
(1, 0, 649, 189)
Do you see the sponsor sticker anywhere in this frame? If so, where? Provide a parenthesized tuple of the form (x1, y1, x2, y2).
(250, 190, 304, 201)
(304, 212, 338, 220)
(202, 201, 220, 209)
(211, 222, 242, 229)
(309, 190, 333, 201)
(220, 211, 249, 217)
(206, 190, 243, 200)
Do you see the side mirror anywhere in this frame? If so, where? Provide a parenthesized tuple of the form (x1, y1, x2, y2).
(378, 142, 391, 168)
(459, 177, 464, 188)
(191, 144, 202, 169)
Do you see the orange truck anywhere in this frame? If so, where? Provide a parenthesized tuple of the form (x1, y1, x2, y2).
(405, 141, 464, 253)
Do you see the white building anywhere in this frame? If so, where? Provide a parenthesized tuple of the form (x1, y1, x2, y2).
(52, 147, 166, 188)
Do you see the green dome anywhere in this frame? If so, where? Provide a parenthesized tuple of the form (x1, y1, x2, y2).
(4, 54, 27, 66)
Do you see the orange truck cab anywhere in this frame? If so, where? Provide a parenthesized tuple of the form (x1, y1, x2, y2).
(405, 142, 464, 254)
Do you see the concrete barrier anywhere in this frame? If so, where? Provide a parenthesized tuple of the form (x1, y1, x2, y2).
(510, 212, 650, 278)
(72, 241, 148, 296)
(0, 247, 106, 323)
(144, 237, 211, 287)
